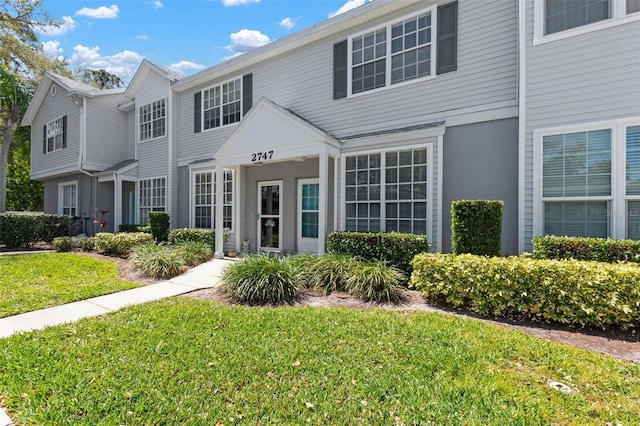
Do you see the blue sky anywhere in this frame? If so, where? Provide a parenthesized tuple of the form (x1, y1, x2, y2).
(37, 0, 372, 84)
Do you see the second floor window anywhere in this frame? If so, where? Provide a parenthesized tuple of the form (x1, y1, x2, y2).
(544, 0, 610, 35)
(45, 116, 66, 153)
(139, 99, 166, 141)
(203, 78, 242, 130)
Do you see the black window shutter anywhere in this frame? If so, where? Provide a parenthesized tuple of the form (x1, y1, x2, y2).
(242, 73, 253, 116)
(194, 91, 201, 133)
(437, 1, 458, 75)
(62, 115, 67, 148)
(43, 125, 47, 154)
(333, 40, 348, 99)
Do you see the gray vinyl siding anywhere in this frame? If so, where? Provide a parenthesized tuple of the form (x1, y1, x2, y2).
(85, 94, 128, 170)
(137, 137, 169, 178)
(522, 0, 640, 249)
(125, 111, 135, 160)
(43, 174, 95, 233)
(442, 118, 519, 255)
(30, 85, 81, 178)
(177, 166, 190, 228)
(177, 0, 517, 163)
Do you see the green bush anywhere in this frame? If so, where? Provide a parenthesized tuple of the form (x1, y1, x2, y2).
(532, 235, 640, 264)
(411, 253, 640, 330)
(52, 236, 73, 252)
(173, 241, 213, 267)
(129, 243, 187, 279)
(168, 228, 215, 248)
(451, 200, 503, 256)
(345, 261, 405, 304)
(0, 213, 76, 247)
(221, 255, 300, 306)
(326, 231, 429, 276)
(78, 236, 94, 251)
(93, 232, 153, 257)
(148, 212, 170, 242)
(119, 224, 151, 233)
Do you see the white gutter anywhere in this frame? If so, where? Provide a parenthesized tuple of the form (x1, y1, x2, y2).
(517, 0, 527, 254)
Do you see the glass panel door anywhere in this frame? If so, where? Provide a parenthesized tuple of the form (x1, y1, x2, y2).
(298, 179, 319, 253)
(258, 181, 282, 250)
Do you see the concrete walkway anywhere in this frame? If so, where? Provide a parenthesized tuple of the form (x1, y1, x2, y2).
(0, 258, 229, 426)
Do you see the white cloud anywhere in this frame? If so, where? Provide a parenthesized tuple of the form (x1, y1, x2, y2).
(76, 5, 119, 19)
(168, 60, 205, 75)
(329, 0, 367, 18)
(222, 0, 259, 5)
(69, 44, 143, 84)
(135, 35, 150, 40)
(42, 40, 64, 61)
(36, 16, 76, 36)
(225, 29, 271, 56)
(149, 1, 164, 8)
(279, 17, 299, 30)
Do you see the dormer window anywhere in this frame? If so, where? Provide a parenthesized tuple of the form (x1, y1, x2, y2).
(139, 98, 166, 142)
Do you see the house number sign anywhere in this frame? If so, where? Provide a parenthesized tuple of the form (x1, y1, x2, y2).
(251, 151, 274, 162)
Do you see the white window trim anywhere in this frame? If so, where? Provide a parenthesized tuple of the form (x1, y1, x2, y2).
(138, 98, 167, 143)
(188, 167, 235, 232)
(340, 143, 434, 237)
(137, 176, 167, 225)
(58, 180, 78, 216)
(347, 6, 437, 99)
(533, 0, 640, 45)
(45, 116, 64, 154)
(533, 117, 640, 240)
(200, 76, 243, 133)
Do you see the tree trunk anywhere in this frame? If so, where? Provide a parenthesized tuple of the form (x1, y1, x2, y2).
(0, 124, 17, 213)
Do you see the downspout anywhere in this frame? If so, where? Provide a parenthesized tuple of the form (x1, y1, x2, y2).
(517, 0, 527, 254)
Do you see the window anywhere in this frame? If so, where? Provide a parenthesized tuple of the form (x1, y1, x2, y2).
(349, 8, 435, 95)
(59, 182, 77, 216)
(139, 177, 166, 225)
(344, 147, 429, 234)
(536, 120, 640, 240)
(139, 99, 166, 141)
(191, 170, 234, 229)
(202, 78, 242, 130)
(45, 116, 65, 153)
(629, 0, 640, 14)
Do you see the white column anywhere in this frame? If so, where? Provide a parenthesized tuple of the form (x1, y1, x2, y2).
(214, 167, 225, 258)
(114, 175, 122, 232)
(318, 152, 328, 254)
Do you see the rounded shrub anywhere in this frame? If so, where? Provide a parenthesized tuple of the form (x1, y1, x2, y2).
(129, 243, 187, 279)
(221, 255, 300, 306)
(94, 232, 153, 257)
(52, 236, 73, 252)
(345, 261, 405, 304)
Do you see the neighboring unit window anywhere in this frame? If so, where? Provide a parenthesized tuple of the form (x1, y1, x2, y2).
(542, 129, 611, 237)
(139, 177, 166, 225)
(544, 0, 610, 35)
(202, 78, 241, 130)
(301, 183, 319, 238)
(629, 0, 640, 14)
(626, 126, 640, 239)
(345, 148, 428, 234)
(60, 182, 77, 216)
(45, 116, 65, 153)
(191, 170, 234, 229)
(139, 99, 166, 141)
(350, 8, 435, 95)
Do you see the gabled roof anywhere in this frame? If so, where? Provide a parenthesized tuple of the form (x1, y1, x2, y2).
(124, 58, 182, 98)
(21, 72, 126, 126)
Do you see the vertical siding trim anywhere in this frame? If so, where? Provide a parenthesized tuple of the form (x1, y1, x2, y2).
(62, 115, 67, 148)
(42, 125, 47, 154)
(242, 73, 253, 116)
(333, 40, 348, 99)
(194, 91, 201, 133)
(436, 1, 458, 75)
(517, 0, 526, 253)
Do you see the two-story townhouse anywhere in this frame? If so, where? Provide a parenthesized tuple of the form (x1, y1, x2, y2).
(519, 0, 640, 252)
(26, 0, 525, 255)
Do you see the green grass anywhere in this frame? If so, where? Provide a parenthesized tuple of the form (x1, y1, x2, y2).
(0, 299, 638, 425)
(0, 253, 142, 318)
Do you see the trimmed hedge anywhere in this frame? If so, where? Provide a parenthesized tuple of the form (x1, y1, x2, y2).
(411, 253, 640, 330)
(149, 212, 170, 242)
(451, 200, 503, 256)
(0, 213, 77, 247)
(93, 232, 153, 257)
(119, 224, 151, 233)
(533, 235, 640, 264)
(326, 231, 429, 275)
(168, 228, 215, 248)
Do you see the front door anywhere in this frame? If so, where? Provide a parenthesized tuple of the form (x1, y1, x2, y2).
(297, 179, 319, 253)
(258, 181, 282, 251)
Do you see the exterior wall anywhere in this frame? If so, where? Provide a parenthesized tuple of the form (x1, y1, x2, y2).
(43, 173, 96, 234)
(177, 0, 518, 165)
(442, 118, 519, 254)
(176, 166, 190, 228)
(125, 110, 135, 160)
(97, 181, 115, 233)
(85, 94, 128, 170)
(522, 0, 640, 250)
(30, 83, 81, 179)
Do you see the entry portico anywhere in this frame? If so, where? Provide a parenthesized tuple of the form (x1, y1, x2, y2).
(212, 98, 341, 257)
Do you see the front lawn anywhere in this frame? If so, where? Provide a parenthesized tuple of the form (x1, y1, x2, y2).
(0, 253, 142, 318)
(0, 299, 638, 425)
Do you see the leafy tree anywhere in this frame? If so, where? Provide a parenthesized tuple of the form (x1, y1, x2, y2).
(6, 126, 42, 211)
(76, 68, 124, 89)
